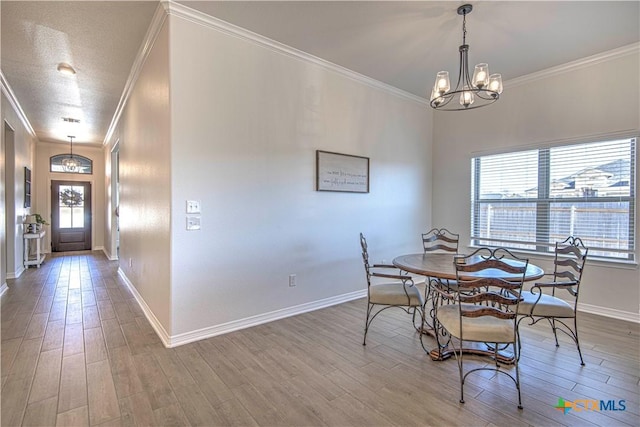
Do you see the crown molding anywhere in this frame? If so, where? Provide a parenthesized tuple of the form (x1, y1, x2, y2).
(103, 2, 168, 146)
(506, 42, 640, 89)
(0, 70, 37, 139)
(164, 1, 428, 107)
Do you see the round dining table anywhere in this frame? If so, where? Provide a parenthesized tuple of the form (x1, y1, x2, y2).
(392, 252, 544, 363)
(393, 253, 544, 282)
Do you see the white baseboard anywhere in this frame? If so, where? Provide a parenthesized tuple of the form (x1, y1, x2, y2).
(117, 268, 172, 347)
(117, 267, 367, 348)
(102, 248, 118, 261)
(578, 303, 640, 323)
(7, 266, 24, 280)
(0, 283, 8, 298)
(168, 289, 368, 348)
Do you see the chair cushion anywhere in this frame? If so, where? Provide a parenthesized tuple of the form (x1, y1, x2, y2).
(370, 283, 424, 306)
(437, 304, 515, 343)
(518, 291, 575, 318)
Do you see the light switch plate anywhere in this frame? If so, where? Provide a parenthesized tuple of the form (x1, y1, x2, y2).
(186, 200, 201, 214)
(186, 216, 201, 231)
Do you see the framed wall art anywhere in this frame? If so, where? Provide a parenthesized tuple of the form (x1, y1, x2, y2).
(24, 167, 31, 208)
(316, 150, 369, 193)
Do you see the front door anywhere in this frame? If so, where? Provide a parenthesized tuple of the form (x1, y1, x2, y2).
(51, 181, 92, 252)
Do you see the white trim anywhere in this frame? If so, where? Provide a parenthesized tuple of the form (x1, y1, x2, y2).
(118, 268, 172, 346)
(102, 247, 118, 261)
(118, 264, 366, 348)
(0, 71, 37, 139)
(7, 266, 24, 280)
(506, 42, 640, 88)
(578, 303, 640, 324)
(0, 283, 8, 298)
(164, 1, 428, 107)
(167, 289, 367, 348)
(103, 3, 168, 146)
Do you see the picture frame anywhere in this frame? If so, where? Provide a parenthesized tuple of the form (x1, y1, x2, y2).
(24, 167, 31, 208)
(316, 150, 369, 193)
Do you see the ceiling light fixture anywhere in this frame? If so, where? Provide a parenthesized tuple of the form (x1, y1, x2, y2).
(430, 4, 502, 111)
(57, 62, 76, 76)
(62, 135, 80, 172)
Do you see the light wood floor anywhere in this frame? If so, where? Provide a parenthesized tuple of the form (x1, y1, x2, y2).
(1, 251, 638, 426)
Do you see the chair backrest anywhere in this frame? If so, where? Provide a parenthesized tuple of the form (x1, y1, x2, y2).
(454, 248, 528, 321)
(360, 233, 372, 283)
(422, 228, 459, 253)
(552, 236, 588, 298)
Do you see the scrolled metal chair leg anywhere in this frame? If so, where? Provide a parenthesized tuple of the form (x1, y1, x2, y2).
(363, 304, 372, 346)
(550, 318, 560, 347)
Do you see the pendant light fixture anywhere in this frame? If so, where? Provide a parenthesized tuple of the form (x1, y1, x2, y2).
(62, 135, 80, 172)
(430, 4, 503, 111)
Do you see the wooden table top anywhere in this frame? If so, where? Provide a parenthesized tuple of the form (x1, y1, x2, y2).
(392, 253, 544, 281)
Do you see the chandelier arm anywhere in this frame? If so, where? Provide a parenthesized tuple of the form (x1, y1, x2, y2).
(463, 47, 474, 89)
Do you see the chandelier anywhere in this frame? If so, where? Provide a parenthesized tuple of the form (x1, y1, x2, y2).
(430, 4, 503, 111)
(62, 135, 80, 172)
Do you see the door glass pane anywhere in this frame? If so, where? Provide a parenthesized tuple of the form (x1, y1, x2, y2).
(59, 185, 85, 229)
(72, 207, 84, 228)
(59, 206, 72, 228)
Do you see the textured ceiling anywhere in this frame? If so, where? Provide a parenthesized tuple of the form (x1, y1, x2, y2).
(1, 1, 158, 145)
(1, 1, 639, 146)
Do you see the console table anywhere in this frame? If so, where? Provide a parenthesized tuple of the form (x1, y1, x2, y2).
(24, 230, 46, 268)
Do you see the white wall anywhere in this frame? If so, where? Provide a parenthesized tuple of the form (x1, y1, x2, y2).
(107, 20, 173, 334)
(1, 91, 37, 279)
(167, 15, 432, 337)
(34, 142, 106, 253)
(432, 48, 640, 319)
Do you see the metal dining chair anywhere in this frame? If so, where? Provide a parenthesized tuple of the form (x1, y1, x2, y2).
(359, 233, 424, 345)
(422, 228, 459, 253)
(517, 236, 589, 365)
(419, 228, 460, 347)
(433, 247, 528, 409)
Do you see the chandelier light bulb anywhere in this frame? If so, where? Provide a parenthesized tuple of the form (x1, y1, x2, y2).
(435, 71, 450, 94)
(472, 63, 489, 89)
(460, 87, 475, 107)
(488, 73, 503, 96)
(430, 88, 444, 106)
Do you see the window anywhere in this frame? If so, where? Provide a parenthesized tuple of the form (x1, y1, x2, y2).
(471, 137, 636, 261)
(50, 154, 93, 174)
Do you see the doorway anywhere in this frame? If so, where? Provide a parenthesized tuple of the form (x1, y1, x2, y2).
(110, 142, 120, 259)
(3, 122, 15, 279)
(51, 180, 92, 252)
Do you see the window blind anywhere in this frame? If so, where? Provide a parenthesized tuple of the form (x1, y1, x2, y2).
(471, 137, 636, 260)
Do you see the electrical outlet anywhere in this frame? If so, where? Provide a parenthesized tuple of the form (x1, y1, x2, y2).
(289, 274, 297, 287)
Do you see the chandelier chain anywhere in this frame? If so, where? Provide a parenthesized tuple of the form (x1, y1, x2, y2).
(462, 11, 467, 45)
